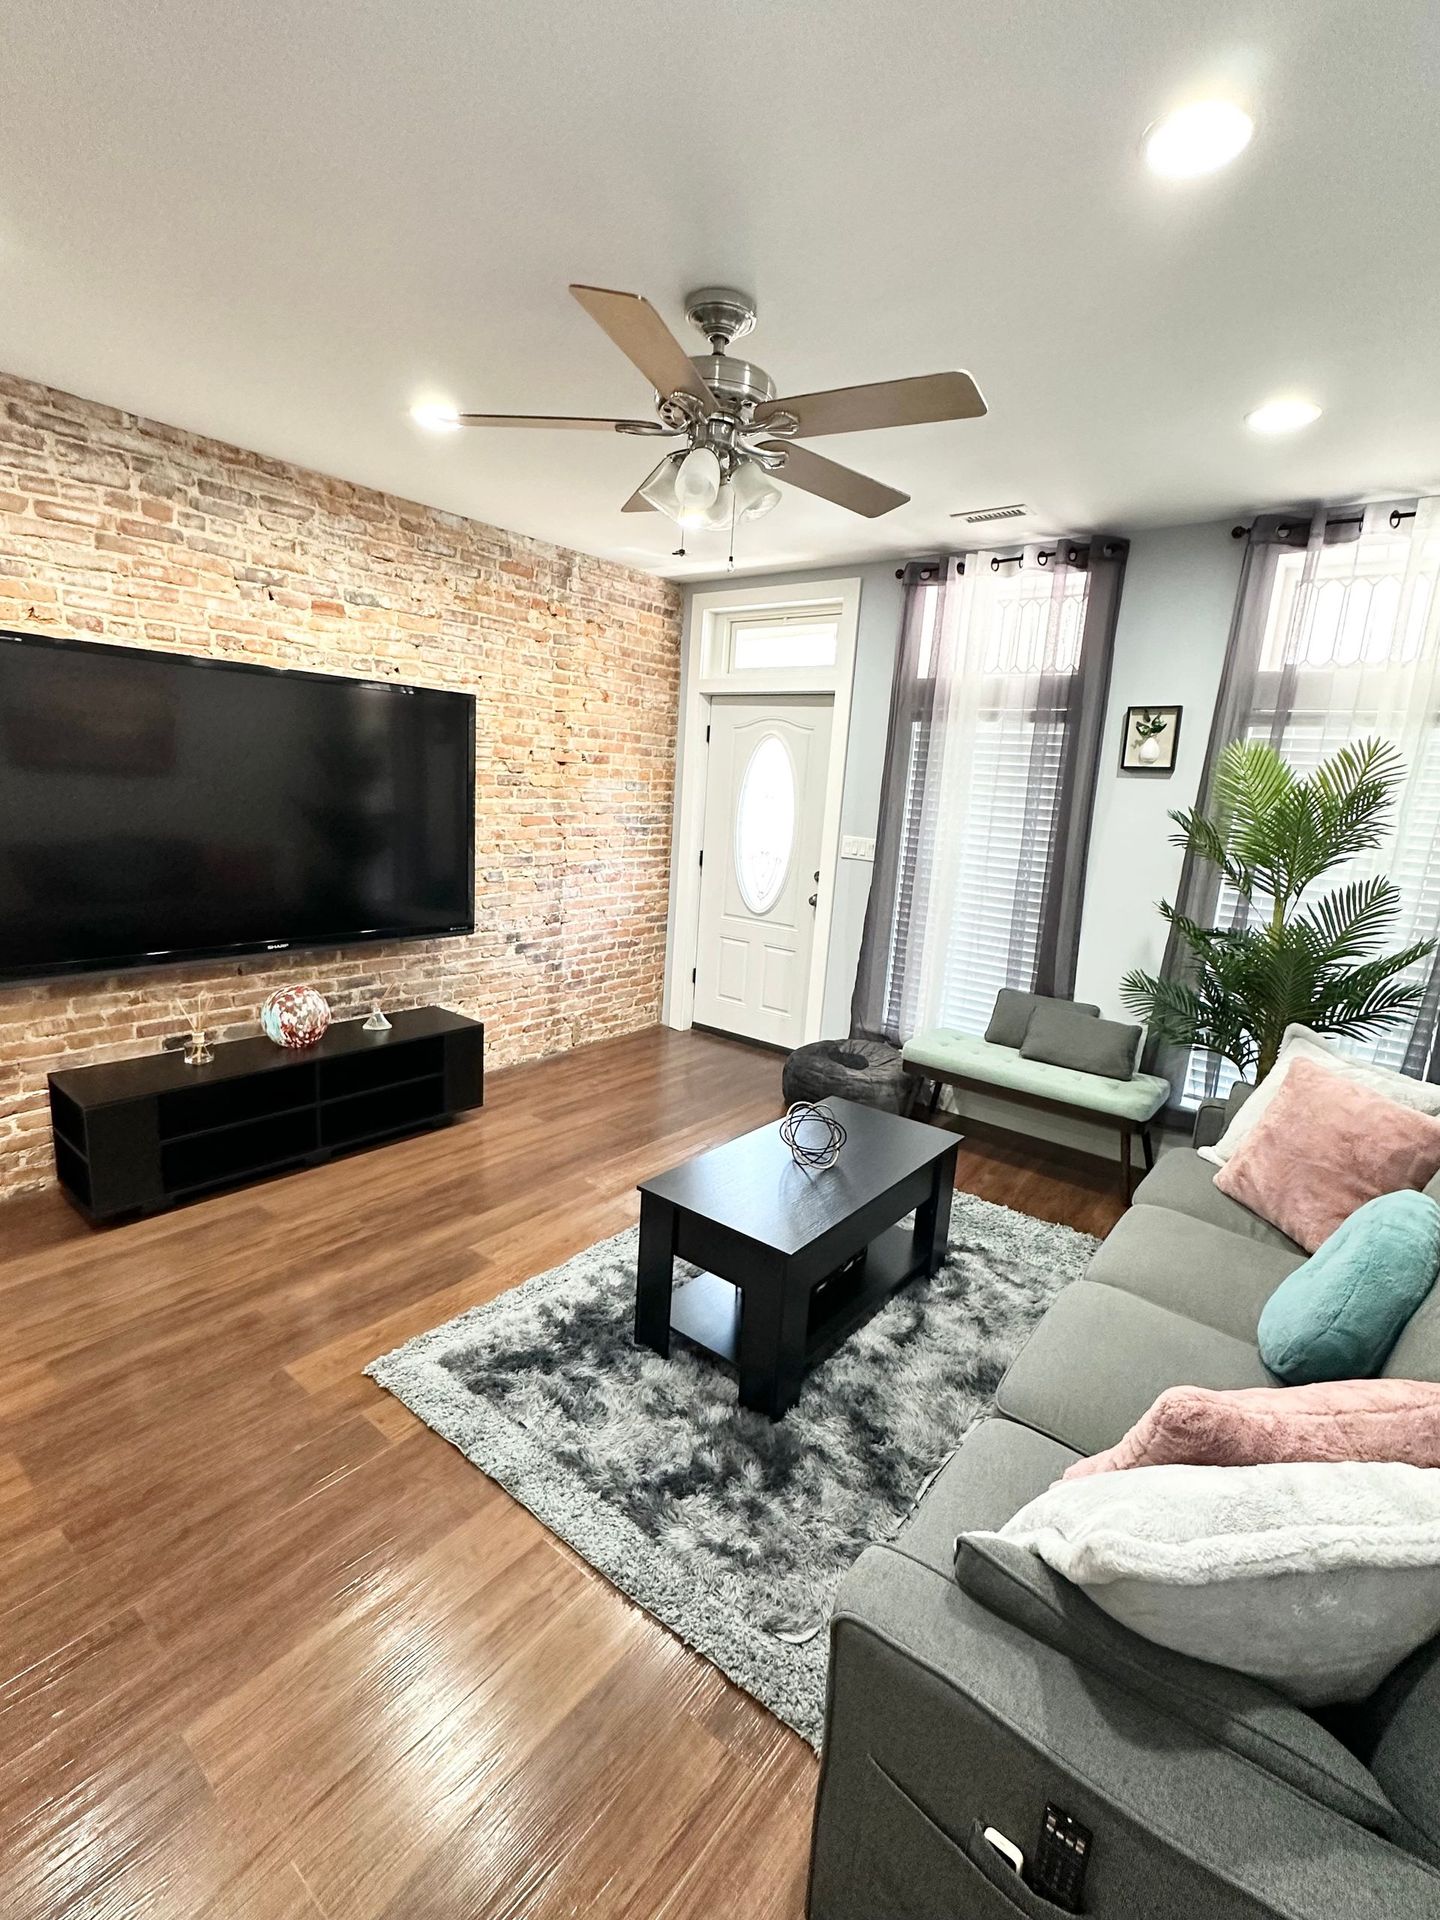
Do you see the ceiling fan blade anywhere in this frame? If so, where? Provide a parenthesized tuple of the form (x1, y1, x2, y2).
(757, 371, 986, 438)
(569, 284, 717, 410)
(764, 442, 909, 518)
(457, 412, 659, 431)
(620, 484, 656, 513)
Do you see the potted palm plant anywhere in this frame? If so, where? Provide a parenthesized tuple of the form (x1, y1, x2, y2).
(1122, 736, 1435, 1082)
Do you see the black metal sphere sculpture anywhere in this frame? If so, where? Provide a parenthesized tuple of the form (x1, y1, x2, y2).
(780, 1100, 848, 1170)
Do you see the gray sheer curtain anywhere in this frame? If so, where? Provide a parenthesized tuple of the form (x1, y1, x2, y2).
(852, 539, 1127, 1044)
(1148, 514, 1311, 1099)
(1156, 498, 1440, 1101)
(850, 556, 956, 1042)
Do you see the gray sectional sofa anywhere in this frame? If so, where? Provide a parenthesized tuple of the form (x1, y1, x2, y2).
(807, 1087, 1440, 1918)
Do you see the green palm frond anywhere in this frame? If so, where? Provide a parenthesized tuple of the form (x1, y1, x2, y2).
(1210, 739, 1296, 843)
(1295, 876, 1407, 964)
(1163, 815, 1254, 899)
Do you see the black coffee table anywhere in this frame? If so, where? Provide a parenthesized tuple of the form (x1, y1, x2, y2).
(634, 1098, 959, 1419)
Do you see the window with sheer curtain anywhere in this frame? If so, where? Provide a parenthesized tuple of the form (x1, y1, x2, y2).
(1180, 502, 1440, 1102)
(884, 566, 1089, 1037)
(848, 538, 1128, 1049)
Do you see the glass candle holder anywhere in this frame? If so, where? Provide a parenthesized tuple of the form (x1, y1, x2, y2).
(183, 1028, 215, 1066)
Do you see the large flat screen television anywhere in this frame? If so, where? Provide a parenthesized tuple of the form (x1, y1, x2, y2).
(0, 631, 476, 982)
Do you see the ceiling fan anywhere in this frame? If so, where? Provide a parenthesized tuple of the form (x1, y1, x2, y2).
(432, 284, 986, 529)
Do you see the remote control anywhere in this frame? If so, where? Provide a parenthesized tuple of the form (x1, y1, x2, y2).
(1032, 1803, 1091, 1913)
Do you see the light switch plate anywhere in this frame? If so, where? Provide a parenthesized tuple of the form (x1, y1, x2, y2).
(841, 835, 876, 861)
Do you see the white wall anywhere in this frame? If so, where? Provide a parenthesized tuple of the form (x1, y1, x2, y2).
(672, 524, 1244, 1158)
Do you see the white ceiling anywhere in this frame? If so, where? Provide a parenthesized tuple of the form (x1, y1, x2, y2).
(1, 1, 1437, 582)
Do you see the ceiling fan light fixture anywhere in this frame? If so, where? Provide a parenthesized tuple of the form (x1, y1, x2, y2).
(675, 446, 722, 511)
(730, 460, 782, 522)
(442, 280, 989, 525)
(678, 480, 736, 531)
(637, 454, 684, 515)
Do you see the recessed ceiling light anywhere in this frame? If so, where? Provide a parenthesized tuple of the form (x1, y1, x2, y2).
(1245, 397, 1322, 436)
(410, 401, 462, 433)
(1144, 101, 1254, 179)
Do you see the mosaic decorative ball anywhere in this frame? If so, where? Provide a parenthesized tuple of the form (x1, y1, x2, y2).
(260, 985, 332, 1049)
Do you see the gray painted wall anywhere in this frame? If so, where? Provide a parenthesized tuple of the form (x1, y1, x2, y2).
(1074, 521, 1243, 1012)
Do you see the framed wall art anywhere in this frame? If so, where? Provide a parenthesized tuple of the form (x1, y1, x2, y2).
(1120, 704, 1182, 773)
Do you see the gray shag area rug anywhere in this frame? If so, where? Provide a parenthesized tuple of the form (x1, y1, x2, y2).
(366, 1193, 1096, 1745)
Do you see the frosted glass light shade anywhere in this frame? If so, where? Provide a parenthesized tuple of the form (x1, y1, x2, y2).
(731, 461, 782, 522)
(638, 456, 684, 514)
(678, 480, 735, 531)
(675, 447, 722, 510)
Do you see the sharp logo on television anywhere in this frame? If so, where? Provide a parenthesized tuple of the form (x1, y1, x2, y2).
(0, 632, 477, 981)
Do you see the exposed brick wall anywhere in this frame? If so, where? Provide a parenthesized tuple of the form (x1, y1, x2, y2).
(0, 373, 681, 1199)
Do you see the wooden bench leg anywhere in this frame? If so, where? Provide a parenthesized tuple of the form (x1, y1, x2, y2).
(1140, 1124, 1155, 1172)
(927, 1077, 943, 1121)
(1120, 1125, 1136, 1203)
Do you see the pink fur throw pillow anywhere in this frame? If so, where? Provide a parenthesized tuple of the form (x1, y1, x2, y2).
(1064, 1379, 1440, 1479)
(1213, 1056, 1440, 1252)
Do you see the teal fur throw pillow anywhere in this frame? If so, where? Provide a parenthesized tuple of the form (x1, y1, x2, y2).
(1259, 1190, 1440, 1385)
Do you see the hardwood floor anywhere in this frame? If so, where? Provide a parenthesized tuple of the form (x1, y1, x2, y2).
(0, 1026, 1123, 1919)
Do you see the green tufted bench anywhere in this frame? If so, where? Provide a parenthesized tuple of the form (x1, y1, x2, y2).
(901, 1028, 1171, 1200)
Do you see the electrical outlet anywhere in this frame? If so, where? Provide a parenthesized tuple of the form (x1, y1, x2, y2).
(841, 835, 876, 861)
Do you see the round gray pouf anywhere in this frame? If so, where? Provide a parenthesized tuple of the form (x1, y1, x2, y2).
(782, 1037, 917, 1117)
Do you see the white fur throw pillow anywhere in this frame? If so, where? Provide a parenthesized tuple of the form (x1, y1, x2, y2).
(1198, 1023, 1440, 1168)
(991, 1461, 1440, 1705)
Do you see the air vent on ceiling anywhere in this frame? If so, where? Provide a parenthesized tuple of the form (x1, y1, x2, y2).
(951, 501, 1028, 524)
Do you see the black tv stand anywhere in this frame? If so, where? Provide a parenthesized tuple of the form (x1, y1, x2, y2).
(47, 1006, 484, 1223)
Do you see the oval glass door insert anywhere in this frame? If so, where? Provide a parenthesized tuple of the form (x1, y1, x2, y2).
(734, 732, 796, 914)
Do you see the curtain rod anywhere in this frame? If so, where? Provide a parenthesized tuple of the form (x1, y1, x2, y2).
(1230, 507, 1417, 540)
(896, 539, 1120, 581)
(988, 540, 1122, 570)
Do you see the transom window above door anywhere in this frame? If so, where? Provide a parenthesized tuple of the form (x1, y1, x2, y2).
(720, 609, 840, 674)
(692, 583, 854, 697)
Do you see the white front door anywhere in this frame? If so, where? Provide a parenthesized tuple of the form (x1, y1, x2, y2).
(692, 695, 833, 1048)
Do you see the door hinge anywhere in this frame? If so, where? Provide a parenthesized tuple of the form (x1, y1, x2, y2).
(691, 966, 697, 984)
(705, 723, 711, 743)
(698, 848, 704, 868)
